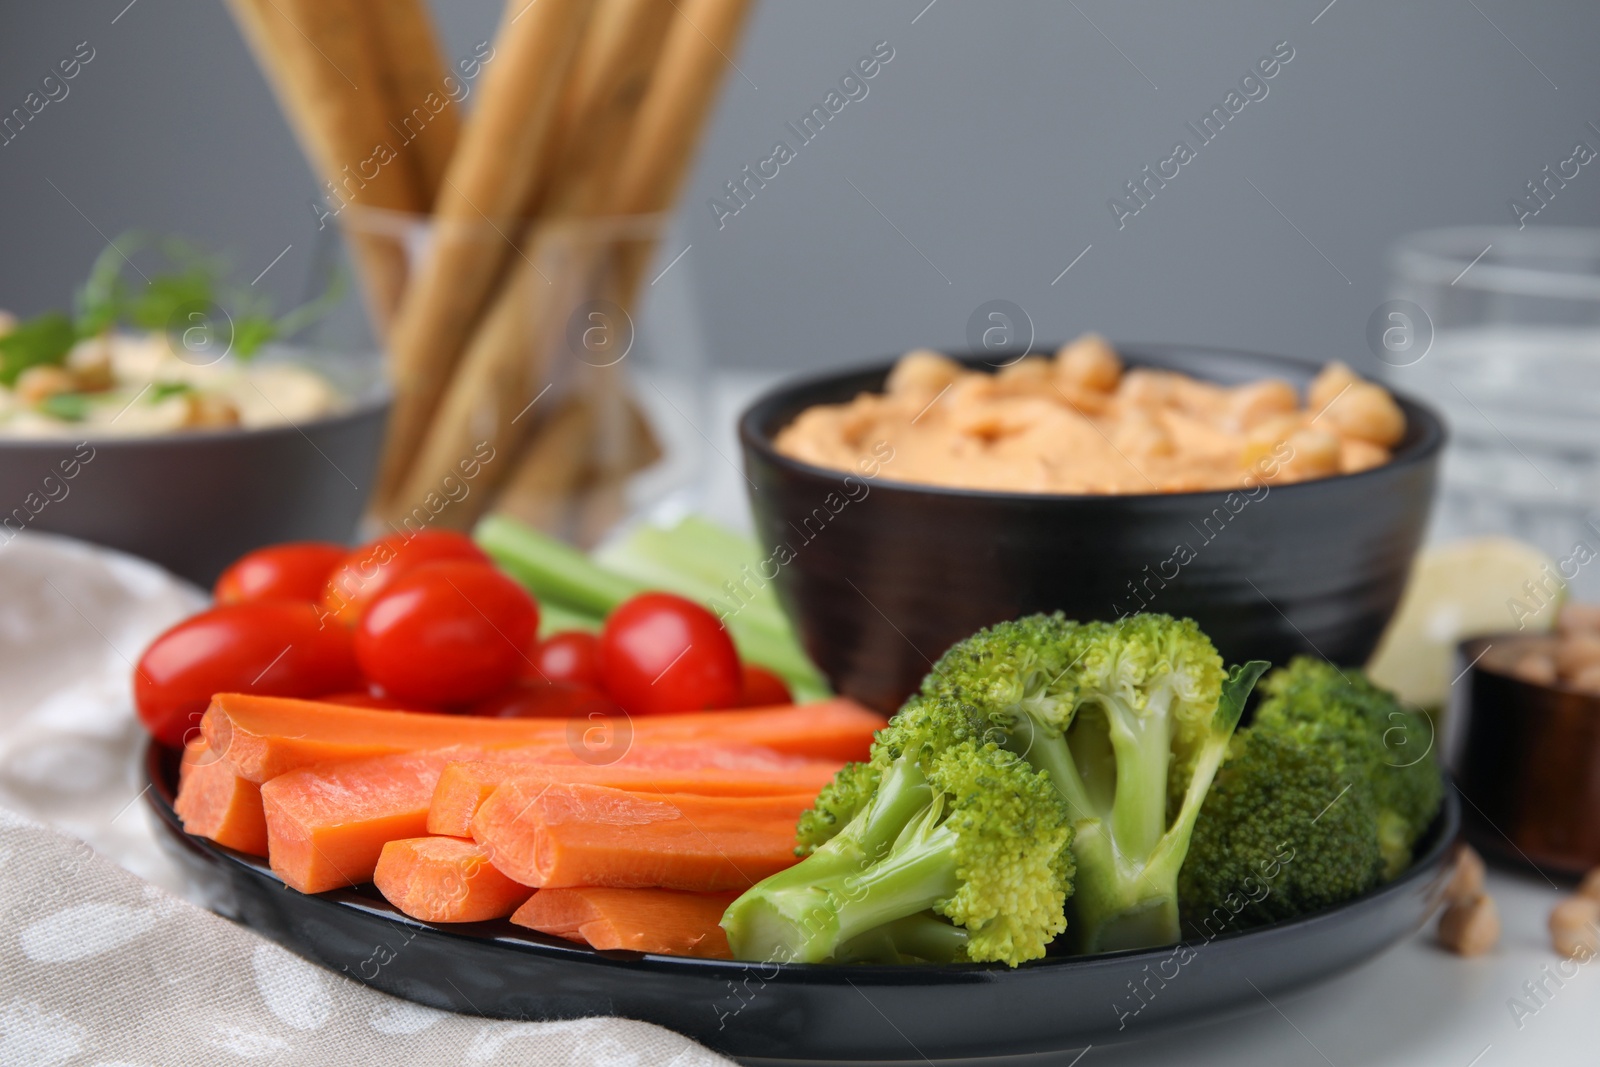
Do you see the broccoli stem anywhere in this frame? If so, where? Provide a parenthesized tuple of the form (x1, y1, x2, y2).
(1103, 686, 1174, 866)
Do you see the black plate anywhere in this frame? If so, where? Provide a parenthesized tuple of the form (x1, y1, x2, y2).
(144, 742, 1459, 1064)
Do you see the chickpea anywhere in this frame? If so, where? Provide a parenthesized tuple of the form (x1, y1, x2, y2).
(1549, 896, 1600, 959)
(1511, 652, 1558, 686)
(1578, 867, 1600, 902)
(1112, 412, 1174, 458)
(1559, 603, 1600, 635)
(1568, 663, 1600, 695)
(1308, 360, 1358, 412)
(184, 392, 241, 429)
(1555, 633, 1600, 677)
(1055, 334, 1122, 392)
(1225, 379, 1298, 432)
(66, 338, 114, 392)
(994, 355, 1053, 396)
(885, 349, 962, 400)
(1339, 439, 1390, 474)
(1438, 893, 1499, 956)
(15, 365, 77, 405)
(1117, 369, 1177, 410)
(1270, 428, 1342, 483)
(1444, 845, 1486, 906)
(1318, 382, 1406, 447)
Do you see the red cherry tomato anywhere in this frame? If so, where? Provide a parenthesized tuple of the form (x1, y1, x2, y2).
(738, 665, 793, 707)
(319, 690, 433, 713)
(355, 560, 539, 705)
(473, 679, 613, 718)
(598, 592, 741, 715)
(214, 542, 347, 605)
(134, 602, 361, 748)
(321, 529, 489, 627)
(526, 630, 603, 686)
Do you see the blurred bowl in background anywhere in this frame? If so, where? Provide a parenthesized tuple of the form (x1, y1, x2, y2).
(1451, 633, 1600, 877)
(740, 344, 1445, 712)
(0, 345, 388, 587)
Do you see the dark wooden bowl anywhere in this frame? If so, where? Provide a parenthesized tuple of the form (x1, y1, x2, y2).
(1452, 634, 1600, 877)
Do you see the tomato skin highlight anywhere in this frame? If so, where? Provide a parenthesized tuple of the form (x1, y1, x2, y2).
(355, 561, 539, 706)
(321, 529, 489, 627)
(738, 665, 793, 707)
(214, 542, 347, 605)
(472, 679, 614, 719)
(527, 630, 603, 686)
(134, 602, 361, 748)
(598, 593, 741, 715)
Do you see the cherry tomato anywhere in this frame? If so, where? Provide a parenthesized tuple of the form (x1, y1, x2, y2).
(738, 664, 793, 707)
(214, 542, 347, 605)
(321, 529, 489, 627)
(134, 602, 361, 748)
(598, 592, 740, 715)
(526, 630, 603, 686)
(355, 560, 539, 705)
(319, 690, 433, 713)
(473, 680, 613, 718)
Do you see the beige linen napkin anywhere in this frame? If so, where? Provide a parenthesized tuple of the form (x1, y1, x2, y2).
(0, 533, 733, 1067)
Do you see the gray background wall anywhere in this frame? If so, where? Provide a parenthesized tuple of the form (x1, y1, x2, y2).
(2, 0, 1598, 376)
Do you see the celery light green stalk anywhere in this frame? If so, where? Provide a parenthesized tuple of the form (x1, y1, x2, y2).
(475, 514, 830, 700)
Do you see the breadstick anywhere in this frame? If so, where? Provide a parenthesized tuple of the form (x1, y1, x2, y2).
(223, 0, 424, 328)
(352, 0, 460, 205)
(383, 0, 673, 526)
(376, 0, 597, 507)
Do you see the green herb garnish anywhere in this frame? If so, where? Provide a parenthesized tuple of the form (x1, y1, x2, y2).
(148, 381, 194, 402)
(37, 392, 90, 422)
(0, 312, 76, 386)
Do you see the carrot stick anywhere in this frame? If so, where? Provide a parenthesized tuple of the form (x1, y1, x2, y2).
(202, 692, 885, 782)
(376, 0, 596, 507)
(471, 781, 812, 890)
(428, 750, 840, 837)
(260, 750, 467, 893)
(374, 836, 532, 922)
(512, 886, 737, 958)
(173, 737, 269, 856)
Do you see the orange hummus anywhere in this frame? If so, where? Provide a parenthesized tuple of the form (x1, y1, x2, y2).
(774, 335, 1406, 494)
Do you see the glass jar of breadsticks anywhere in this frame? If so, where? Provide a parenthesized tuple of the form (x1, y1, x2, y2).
(337, 205, 702, 545)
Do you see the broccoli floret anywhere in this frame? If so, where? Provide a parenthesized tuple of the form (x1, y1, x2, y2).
(1178, 659, 1445, 934)
(1258, 657, 1443, 877)
(795, 761, 878, 855)
(1178, 715, 1384, 933)
(721, 730, 1075, 966)
(922, 612, 1268, 953)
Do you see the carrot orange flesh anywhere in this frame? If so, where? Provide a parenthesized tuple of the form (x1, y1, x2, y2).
(173, 737, 269, 856)
(471, 780, 812, 891)
(427, 751, 840, 837)
(373, 836, 532, 923)
(260, 750, 479, 894)
(511, 887, 739, 958)
(202, 693, 885, 782)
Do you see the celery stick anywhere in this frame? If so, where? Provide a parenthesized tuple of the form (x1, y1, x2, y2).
(537, 600, 602, 637)
(476, 514, 644, 617)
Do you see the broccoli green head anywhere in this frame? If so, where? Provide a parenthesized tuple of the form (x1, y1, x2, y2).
(1257, 657, 1442, 878)
(722, 730, 1074, 967)
(922, 612, 1262, 953)
(1178, 658, 1445, 934)
(1179, 715, 1384, 933)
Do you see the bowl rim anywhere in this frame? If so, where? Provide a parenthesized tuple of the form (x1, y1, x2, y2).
(144, 737, 1459, 981)
(738, 342, 1447, 505)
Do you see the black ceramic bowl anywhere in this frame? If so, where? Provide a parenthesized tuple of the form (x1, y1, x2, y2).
(143, 742, 1460, 1064)
(0, 347, 389, 586)
(739, 344, 1445, 712)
